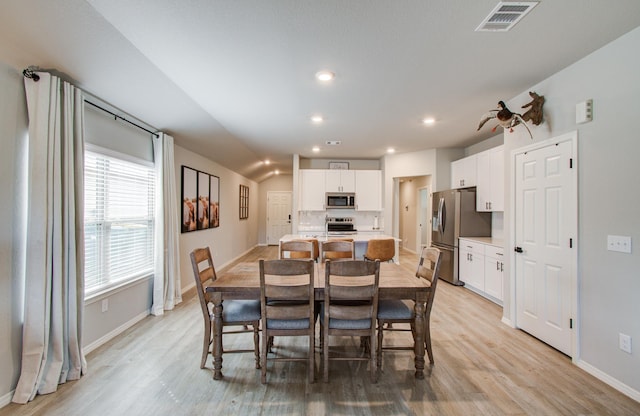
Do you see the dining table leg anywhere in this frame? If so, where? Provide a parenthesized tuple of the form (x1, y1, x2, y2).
(413, 298, 426, 379)
(211, 293, 224, 380)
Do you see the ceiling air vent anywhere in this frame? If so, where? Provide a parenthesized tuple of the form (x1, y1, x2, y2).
(325, 140, 341, 146)
(476, 2, 538, 32)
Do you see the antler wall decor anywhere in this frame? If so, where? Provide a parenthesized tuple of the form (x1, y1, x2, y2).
(477, 91, 545, 139)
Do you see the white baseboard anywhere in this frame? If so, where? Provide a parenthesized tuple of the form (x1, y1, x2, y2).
(576, 359, 640, 403)
(83, 309, 150, 355)
(0, 390, 14, 409)
(501, 316, 514, 327)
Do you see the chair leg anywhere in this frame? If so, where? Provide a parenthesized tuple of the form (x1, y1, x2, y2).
(309, 330, 315, 383)
(323, 326, 329, 383)
(425, 319, 434, 364)
(261, 330, 268, 384)
(202, 320, 211, 369)
(253, 322, 261, 369)
(370, 331, 377, 383)
(377, 321, 384, 368)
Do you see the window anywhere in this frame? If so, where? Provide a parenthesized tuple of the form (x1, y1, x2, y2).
(84, 149, 155, 296)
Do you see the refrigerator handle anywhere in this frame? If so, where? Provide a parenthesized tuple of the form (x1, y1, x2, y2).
(438, 197, 446, 234)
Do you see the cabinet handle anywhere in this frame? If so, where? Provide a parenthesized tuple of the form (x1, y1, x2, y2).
(489, 202, 492, 210)
(496, 261, 500, 271)
(470, 253, 473, 262)
(500, 262, 504, 272)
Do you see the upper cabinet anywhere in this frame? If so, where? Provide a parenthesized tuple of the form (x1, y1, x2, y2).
(355, 170, 382, 211)
(476, 145, 504, 212)
(298, 169, 382, 212)
(299, 169, 326, 211)
(451, 155, 477, 189)
(326, 170, 355, 193)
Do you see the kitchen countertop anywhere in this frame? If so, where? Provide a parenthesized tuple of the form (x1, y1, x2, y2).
(458, 236, 504, 248)
(280, 233, 399, 242)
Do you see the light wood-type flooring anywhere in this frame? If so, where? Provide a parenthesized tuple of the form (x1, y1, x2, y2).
(2, 246, 639, 415)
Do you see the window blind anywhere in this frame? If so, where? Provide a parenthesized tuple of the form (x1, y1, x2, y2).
(84, 150, 155, 296)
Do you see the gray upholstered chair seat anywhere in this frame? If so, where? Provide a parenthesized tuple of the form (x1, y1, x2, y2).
(267, 318, 311, 330)
(220, 299, 261, 323)
(377, 299, 414, 320)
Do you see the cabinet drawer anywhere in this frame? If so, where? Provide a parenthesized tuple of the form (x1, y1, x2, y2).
(459, 239, 485, 255)
(485, 246, 504, 258)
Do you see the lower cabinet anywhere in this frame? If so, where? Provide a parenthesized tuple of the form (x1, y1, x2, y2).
(459, 238, 504, 305)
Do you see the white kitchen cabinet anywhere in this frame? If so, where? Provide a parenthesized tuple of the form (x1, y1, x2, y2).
(476, 145, 504, 212)
(459, 238, 504, 305)
(299, 169, 326, 211)
(451, 155, 477, 189)
(458, 239, 485, 290)
(325, 169, 355, 193)
(355, 170, 382, 211)
(484, 245, 504, 302)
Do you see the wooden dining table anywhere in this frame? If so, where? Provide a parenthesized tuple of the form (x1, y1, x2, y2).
(206, 261, 431, 380)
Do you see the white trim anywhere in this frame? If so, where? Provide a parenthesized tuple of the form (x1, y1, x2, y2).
(0, 390, 14, 409)
(576, 359, 640, 403)
(509, 130, 579, 359)
(85, 143, 155, 168)
(83, 309, 150, 355)
(501, 316, 515, 328)
(85, 274, 153, 304)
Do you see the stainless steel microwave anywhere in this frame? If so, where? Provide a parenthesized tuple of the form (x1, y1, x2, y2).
(326, 193, 356, 209)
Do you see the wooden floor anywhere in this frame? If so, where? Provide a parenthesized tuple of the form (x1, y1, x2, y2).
(3, 246, 639, 416)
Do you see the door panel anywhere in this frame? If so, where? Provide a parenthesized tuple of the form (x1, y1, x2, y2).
(515, 138, 574, 356)
(267, 191, 292, 245)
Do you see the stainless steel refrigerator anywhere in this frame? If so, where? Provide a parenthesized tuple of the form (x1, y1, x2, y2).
(431, 188, 492, 285)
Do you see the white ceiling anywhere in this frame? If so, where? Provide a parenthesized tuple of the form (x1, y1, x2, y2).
(2, 1, 640, 182)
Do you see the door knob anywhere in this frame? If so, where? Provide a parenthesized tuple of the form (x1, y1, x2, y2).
(514, 246, 523, 253)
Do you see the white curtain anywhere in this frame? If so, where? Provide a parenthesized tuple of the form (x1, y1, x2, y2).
(13, 73, 86, 404)
(151, 132, 182, 316)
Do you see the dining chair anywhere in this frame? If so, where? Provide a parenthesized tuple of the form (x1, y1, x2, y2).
(364, 238, 395, 262)
(259, 259, 316, 383)
(376, 247, 442, 368)
(280, 240, 318, 261)
(320, 239, 355, 262)
(190, 247, 261, 370)
(321, 259, 380, 383)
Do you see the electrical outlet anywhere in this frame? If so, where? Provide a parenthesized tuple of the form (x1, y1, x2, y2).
(607, 235, 632, 253)
(619, 333, 632, 354)
(101, 298, 109, 313)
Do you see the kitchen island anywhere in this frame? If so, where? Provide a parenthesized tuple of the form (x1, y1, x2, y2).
(279, 233, 400, 263)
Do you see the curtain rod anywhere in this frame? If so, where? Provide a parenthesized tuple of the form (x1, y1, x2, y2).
(23, 66, 159, 138)
(84, 100, 159, 138)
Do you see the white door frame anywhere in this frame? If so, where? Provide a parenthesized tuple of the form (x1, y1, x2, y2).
(415, 186, 431, 252)
(508, 130, 579, 360)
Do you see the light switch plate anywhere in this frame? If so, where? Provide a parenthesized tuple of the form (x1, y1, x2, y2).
(607, 235, 632, 253)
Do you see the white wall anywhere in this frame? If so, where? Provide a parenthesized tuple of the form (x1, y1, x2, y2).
(174, 145, 259, 293)
(501, 26, 640, 396)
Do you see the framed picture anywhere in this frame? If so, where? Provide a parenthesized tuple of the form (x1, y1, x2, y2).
(181, 165, 220, 232)
(239, 185, 249, 220)
(329, 161, 349, 170)
(209, 175, 220, 228)
(181, 166, 198, 233)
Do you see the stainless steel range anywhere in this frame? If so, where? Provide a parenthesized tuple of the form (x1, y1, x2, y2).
(326, 216, 357, 235)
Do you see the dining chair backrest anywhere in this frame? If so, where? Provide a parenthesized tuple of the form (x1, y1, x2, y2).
(190, 246, 261, 370)
(364, 238, 395, 262)
(280, 240, 316, 260)
(323, 259, 380, 383)
(259, 258, 315, 383)
(416, 247, 442, 314)
(320, 240, 355, 262)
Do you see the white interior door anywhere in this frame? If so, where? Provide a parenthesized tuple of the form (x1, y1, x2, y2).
(514, 135, 576, 356)
(267, 191, 292, 245)
(417, 187, 430, 250)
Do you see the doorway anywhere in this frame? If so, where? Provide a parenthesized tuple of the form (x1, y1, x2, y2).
(512, 131, 577, 356)
(397, 176, 431, 253)
(266, 191, 292, 245)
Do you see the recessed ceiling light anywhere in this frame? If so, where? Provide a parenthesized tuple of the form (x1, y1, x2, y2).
(311, 115, 324, 123)
(422, 117, 436, 125)
(274, 170, 280, 175)
(387, 148, 396, 154)
(312, 146, 320, 152)
(264, 160, 271, 165)
(316, 70, 335, 82)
